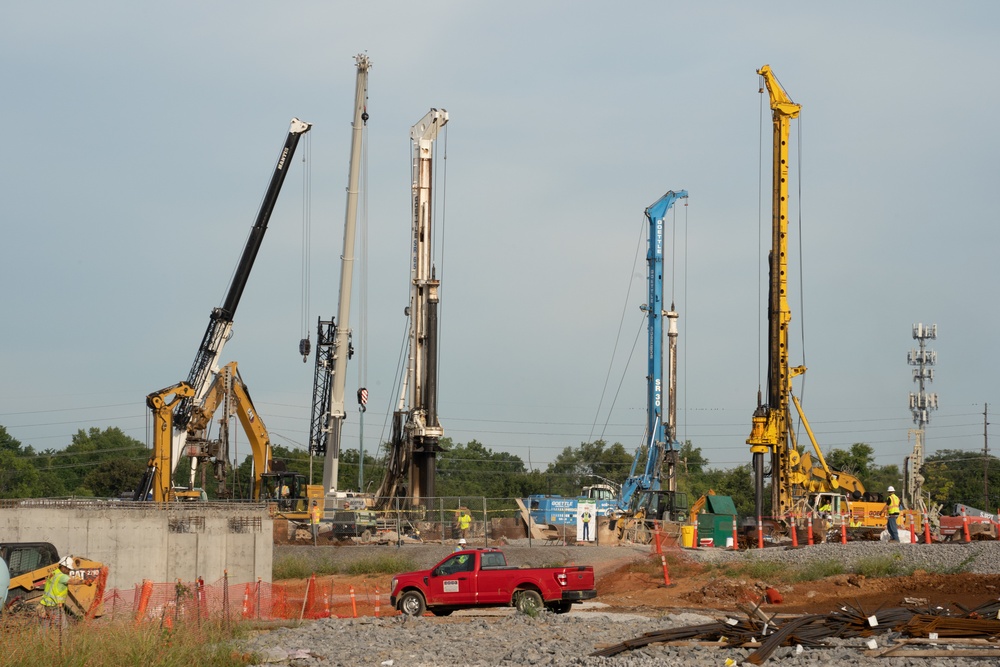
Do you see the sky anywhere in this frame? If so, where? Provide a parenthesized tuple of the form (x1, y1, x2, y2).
(3, 2, 999, 490)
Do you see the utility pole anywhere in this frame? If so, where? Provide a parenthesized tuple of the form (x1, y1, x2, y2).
(984, 404, 990, 509)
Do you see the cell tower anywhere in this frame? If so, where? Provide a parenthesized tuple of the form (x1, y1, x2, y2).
(905, 323, 938, 510)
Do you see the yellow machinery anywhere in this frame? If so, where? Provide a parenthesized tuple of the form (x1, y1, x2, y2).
(747, 65, 870, 523)
(2, 543, 106, 617)
(145, 361, 322, 517)
(136, 119, 312, 503)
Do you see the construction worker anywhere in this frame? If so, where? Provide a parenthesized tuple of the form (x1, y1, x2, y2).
(38, 556, 81, 629)
(310, 500, 322, 544)
(457, 510, 472, 540)
(886, 486, 901, 542)
(581, 509, 592, 541)
(453, 538, 467, 552)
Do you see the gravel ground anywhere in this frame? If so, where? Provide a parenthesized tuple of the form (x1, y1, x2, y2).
(252, 540, 1000, 666)
(681, 538, 1000, 574)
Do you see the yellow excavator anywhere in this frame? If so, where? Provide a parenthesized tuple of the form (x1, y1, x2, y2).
(147, 361, 321, 518)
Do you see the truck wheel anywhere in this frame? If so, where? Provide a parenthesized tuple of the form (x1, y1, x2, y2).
(397, 591, 426, 617)
(515, 590, 543, 614)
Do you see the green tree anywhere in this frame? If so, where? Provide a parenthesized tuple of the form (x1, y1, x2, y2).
(688, 464, 756, 517)
(923, 449, 1000, 509)
(84, 458, 148, 497)
(44, 427, 149, 496)
(543, 440, 634, 496)
(0, 448, 41, 498)
(437, 438, 530, 498)
(826, 443, 875, 478)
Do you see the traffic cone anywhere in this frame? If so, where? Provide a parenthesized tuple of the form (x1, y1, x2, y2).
(350, 586, 357, 618)
(790, 513, 799, 547)
(659, 554, 673, 587)
(923, 513, 932, 544)
(909, 515, 917, 544)
(961, 506, 972, 543)
(840, 512, 848, 545)
(756, 516, 764, 549)
(730, 516, 739, 551)
(806, 514, 814, 546)
(242, 583, 254, 618)
(135, 579, 153, 624)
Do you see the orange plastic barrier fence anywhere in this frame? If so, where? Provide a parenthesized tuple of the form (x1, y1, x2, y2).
(98, 575, 394, 622)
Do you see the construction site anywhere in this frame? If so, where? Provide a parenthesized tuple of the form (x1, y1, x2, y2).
(4, 12, 1000, 666)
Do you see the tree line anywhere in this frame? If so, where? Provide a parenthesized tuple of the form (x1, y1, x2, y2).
(2, 424, 997, 515)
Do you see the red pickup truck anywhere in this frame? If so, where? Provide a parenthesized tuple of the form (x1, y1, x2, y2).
(389, 548, 596, 617)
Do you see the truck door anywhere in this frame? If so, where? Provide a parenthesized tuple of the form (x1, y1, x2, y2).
(473, 551, 511, 605)
(426, 553, 477, 606)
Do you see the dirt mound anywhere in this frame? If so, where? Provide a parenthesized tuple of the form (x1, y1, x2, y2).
(595, 554, 1000, 615)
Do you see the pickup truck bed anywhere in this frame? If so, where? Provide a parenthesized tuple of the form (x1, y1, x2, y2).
(390, 548, 596, 616)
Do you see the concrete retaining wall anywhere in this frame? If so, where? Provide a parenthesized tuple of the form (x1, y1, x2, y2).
(0, 500, 272, 590)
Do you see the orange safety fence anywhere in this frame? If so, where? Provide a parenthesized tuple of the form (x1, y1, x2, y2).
(96, 574, 395, 623)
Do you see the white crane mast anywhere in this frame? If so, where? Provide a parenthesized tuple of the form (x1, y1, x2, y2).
(321, 54, 371, 494)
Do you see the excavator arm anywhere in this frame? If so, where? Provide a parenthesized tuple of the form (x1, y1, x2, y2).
(186, 361, 274, 499)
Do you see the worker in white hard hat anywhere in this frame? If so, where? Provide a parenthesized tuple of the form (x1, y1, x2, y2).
(38, 556, 83, 630)
(885, 486, 900, 542)
(454, 538, 467, 552)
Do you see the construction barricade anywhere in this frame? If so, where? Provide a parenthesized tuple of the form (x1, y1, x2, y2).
(97, 573, 391, 624)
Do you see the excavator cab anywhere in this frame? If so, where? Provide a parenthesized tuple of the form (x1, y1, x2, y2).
(260, 471, 309, 514)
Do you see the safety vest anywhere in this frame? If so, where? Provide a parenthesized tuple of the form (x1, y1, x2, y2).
(458, 514, 471, 530)
(581, 512, 592, 523)
(310, 505, 322, 525)
(887, 494, 900, 515)
(40, 569, 70, 607)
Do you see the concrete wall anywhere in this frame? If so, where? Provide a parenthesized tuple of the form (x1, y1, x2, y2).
(0, 500, 272, 590)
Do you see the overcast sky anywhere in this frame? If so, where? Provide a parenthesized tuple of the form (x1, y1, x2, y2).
(3, 2, 998, 487)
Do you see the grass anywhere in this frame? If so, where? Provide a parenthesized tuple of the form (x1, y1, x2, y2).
(853, 553, 914, 578)
(0, 617, 255, 667)
(272, 552, 417, 579)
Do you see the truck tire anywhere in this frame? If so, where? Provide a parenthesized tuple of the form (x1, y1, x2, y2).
(397, 591, 426, 617)
(515, 590, 543, 614)
(549, 601, 572, 614)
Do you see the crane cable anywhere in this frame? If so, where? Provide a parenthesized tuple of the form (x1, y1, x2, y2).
(588, 214, 646, 446)
(299, 131, 313, 358)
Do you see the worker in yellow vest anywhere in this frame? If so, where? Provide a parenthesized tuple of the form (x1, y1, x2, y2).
(886, 486, 901, 542)
(310, 500, 323, 544)
(39, 556, 81, 629)
(457, 510, 472, 540)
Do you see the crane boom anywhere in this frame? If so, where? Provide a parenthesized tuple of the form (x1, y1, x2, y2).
(177, 118, 312, 432)
(617, 189, 687, 512)
(311, 54, 371, 496)
(137, 118, 311, 502)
